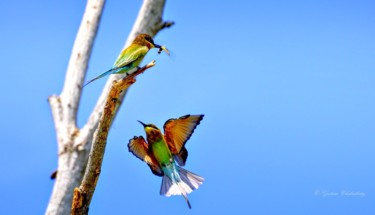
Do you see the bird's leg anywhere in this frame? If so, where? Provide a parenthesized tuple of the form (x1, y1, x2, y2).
(126, 66, 141, 76)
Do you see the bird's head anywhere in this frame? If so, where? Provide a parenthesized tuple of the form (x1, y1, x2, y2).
(138, 120, 163, 141)
(133, 34, 161, 49)
(133, 34, 170, 55)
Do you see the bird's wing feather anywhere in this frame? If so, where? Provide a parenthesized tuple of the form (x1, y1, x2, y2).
(128, 136, 163, 176)
(173, 147, 188, 166)
(163, 115, 204, 157)
(114, 45, 149, 68)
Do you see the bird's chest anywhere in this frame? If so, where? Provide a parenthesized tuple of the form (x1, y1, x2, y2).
(151, 140, 172, 165)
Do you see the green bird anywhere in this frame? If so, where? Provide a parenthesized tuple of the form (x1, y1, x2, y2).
(83, 33, 169, 87)
(128, 114, 204, 209)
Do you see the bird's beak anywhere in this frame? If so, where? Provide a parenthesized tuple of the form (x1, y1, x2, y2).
(155, 44, 170, 55)
(137, 120, 147, 127)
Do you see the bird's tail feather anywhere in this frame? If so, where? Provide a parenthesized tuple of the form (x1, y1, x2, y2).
(83, 68, 116, 87)
(160, 166, 204, 208)
(178, 167, 204, 190)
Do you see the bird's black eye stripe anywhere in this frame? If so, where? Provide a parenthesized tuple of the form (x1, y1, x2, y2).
(148, 124, 158, 129)
(146, 36, 154, 44)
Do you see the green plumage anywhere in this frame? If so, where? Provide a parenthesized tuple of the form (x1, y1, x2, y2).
(128, 114, 205, 209)
(83, 34, 165, 87)
(151, 139, 172, 165)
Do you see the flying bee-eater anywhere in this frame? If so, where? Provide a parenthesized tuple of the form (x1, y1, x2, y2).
(128, 114, 204, 209)
(83, 33, 169, 87)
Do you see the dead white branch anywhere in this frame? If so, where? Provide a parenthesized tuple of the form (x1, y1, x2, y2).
(46, 0, 170, 214)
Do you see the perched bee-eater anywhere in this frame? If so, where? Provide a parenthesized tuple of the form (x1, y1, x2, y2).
(83, 34, 169, 86)
(128, 114, 204, 209)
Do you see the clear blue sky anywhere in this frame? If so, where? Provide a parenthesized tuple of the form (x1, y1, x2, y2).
(0, 0, 374, 214)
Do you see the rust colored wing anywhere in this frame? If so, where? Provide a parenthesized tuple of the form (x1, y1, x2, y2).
(173, 146, 188, 166)
(163, 114, 204, 165)
(128, 136, 163, 176)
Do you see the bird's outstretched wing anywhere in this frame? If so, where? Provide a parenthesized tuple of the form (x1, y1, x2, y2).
(128, 136, 163, 176)
(163, 115, 204, 166)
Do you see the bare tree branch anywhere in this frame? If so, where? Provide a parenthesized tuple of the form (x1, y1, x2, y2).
(46, 1, 106, 214)
(46, 0, 171, 214)
(61, 0, 106, 127)
(71, 61, 156, 215)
